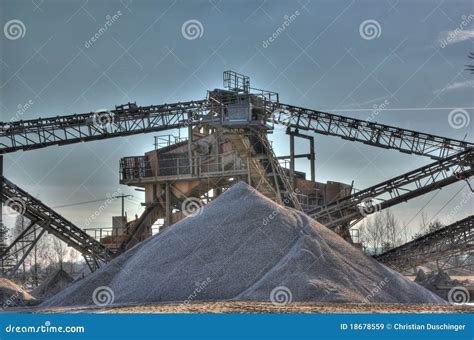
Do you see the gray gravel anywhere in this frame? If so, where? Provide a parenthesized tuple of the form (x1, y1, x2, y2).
(33, 269, 74, 299)
(42, 181, 445, 307)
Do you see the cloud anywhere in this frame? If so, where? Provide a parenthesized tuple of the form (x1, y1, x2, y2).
(434, 79, 474, 94)
(438, 29, 474, 46)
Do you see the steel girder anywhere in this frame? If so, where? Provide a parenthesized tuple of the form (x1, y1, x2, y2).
(0, 176, 114, 272)
(0, 100, 209, 153)
(374, 215, 474, 271)
(273, 103, 473, 160)
(308, 149, 474, 229)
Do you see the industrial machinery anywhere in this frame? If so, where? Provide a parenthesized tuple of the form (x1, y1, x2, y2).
(0, 71, 472, 275)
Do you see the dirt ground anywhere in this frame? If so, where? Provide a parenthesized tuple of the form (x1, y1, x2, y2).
(15, 301, 473, 314)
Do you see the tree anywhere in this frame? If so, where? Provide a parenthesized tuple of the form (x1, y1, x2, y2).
(0, 221, 12, 272)
(12, 215, 28, 279)
(51, 238, 68, 270)
(359, 209, 401, 255)
(412, 218, 444, 240)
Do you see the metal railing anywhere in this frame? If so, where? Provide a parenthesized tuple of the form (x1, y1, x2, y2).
(120, 152, 247, 181)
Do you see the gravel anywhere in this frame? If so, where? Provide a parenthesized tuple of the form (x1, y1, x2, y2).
(42, 181, 445, 307)
(33, 269, 74, 299)
(0, 278, 37, 308)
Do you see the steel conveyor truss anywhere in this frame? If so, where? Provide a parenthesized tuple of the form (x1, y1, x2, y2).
(0, 100, 210, 153)
(273, 103, 473, 160)
(0, 71, 473, 271)
(374, 215, 474, 272)
(308, 148, 474, 230)
(0, 177, 114, 273)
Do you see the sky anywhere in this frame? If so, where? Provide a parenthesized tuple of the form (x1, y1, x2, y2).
(0, 0, 473, 238)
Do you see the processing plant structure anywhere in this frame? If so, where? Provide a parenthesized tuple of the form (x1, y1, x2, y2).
(0, 71, 472, 277)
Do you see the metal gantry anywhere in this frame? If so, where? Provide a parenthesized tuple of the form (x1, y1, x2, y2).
(0, 70, 472, 275)
(0, 101, 209, 153)
(272, 103, 473, 160)
(0, 177, 113, 273)
(374, 215, 474, 272)
(308, 148, 474, 230)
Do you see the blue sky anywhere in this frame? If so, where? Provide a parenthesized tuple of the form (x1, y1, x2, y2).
(0, 0, 473, 235)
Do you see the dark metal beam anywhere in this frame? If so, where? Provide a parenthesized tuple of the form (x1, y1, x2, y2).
(375, 215, 474, 271)
(0, 100, 209, 154)
(309, 149, 474, 229)
(0, 177, 114, 270)
(274, 103, 473, 160)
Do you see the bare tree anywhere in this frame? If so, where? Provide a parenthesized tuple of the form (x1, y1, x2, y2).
(381, 210, 401, 252)
(51, 238, 68, 270)
(12, 215, 28, 279)
(359, 215, 384, 255)
(359, 209, 401, 254)
(412, 218, 444, 239)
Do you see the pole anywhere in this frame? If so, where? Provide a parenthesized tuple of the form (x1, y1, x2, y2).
(112, 194, 132, 219)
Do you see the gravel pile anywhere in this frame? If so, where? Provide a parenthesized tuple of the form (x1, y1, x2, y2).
(42, 182, 445, 307)
(33, 269, 74, 299)
(415, 269, 470, 301)
(0, 278, 37, 309)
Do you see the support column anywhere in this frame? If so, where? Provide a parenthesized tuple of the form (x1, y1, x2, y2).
(289, 133, 295, 186)
(165, 182, 171, 227)
(188, 112, 193, 175)
(309, 136, 315, 182)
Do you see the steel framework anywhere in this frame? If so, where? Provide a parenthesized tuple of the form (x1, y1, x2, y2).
(308, 148, 474, 229)
(0, 101, 209, 153)
(0, 177, 113, 273)
(374, 215, 474, 272)
(0, 71, 472, 274)
(1, 99, 472, 161)
(272, 103, 473, 160)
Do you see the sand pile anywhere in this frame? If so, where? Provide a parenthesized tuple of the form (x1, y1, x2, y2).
(33, 269, 74, 299)
(42, 182, 444, 307)
(0, 278, 37, 309)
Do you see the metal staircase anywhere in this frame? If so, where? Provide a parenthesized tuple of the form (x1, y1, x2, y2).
(256, 132, 302, 210)
(225, 131, 281, 203)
